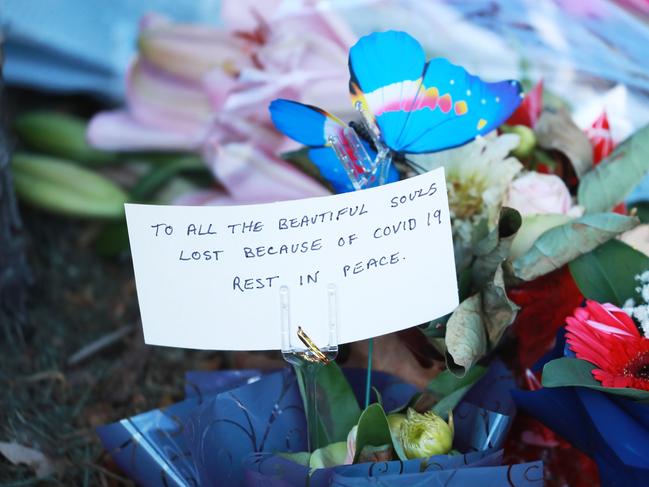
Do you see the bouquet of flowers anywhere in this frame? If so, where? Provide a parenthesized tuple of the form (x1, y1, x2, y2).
(99, 362, 544, 486)
(9, 2, 649, 485)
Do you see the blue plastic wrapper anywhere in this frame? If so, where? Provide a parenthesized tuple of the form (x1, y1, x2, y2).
(513, 331, 649, 486)
(244, 448, 542, 486)
(99, 363, 541, 486)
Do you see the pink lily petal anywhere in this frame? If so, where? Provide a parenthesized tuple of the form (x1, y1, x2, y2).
(87, 111, 203, 151)
(173, 188, 236, 206)
(127, 59, 214, 134)
(208, 142, 329, 203)
(139, 13, 253, 81)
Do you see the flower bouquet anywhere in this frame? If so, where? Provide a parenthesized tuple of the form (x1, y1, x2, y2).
(83, 9, 649, 483)
(99, 362, 543, 486)
(9, 2, 649, 485)
(514, 271, 649, 485)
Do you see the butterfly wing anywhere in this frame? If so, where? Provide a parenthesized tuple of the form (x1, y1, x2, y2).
(348, 30, 426, 142)
(269, 99, 345, 147)
(270, 98, 399, 193)
(349, 31, 523, 153)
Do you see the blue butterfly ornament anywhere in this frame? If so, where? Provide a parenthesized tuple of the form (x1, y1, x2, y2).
(270, 30, 523, 193)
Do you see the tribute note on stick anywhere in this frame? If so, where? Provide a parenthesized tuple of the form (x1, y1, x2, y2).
(125, 167, 458, 350)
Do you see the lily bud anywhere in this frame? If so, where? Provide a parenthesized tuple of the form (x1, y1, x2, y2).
(14, 112, 117, 165)
(11, 153, 128, 219)
(399, 408, 453, 459)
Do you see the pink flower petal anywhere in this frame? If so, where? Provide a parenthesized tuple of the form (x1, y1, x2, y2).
(208, 142, 329, 203)
(87, 111, 203, 151)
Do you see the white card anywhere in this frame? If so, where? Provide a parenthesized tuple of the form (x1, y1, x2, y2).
(125, 167, 458, 350)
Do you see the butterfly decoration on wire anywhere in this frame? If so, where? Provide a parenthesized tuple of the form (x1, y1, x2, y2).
(269, 30, 523, 193)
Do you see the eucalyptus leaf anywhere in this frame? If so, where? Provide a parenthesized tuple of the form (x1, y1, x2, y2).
(353, 404, 394, 463)
(472, 207, 521, 288)
(512, 213, 639, 281)
(445, 266, 518, 375)
(483, 266, 520, 346)
(542, 357, 649, 402)
(535, 109, 593, 178)
(578, 124, 649, 213)
(569, 239, 649, 305)
(444, 294, 486, 376)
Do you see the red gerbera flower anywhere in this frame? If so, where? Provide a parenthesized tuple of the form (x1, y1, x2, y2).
(565, 300, 649, 391)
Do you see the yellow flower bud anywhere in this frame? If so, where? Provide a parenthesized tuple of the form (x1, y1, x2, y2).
(399, 408, 453, 459)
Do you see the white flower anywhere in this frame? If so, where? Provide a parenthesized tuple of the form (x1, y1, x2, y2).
(622, 272, 649, 338)
(411, 132, 523, 244)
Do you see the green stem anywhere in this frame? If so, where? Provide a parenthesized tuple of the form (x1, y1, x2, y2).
(365, 338, 374, 408)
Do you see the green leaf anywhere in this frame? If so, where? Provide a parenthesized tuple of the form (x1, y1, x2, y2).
(296, 362, 361, 449)
(633, 201, 649, 224)
(309, 442, 348, 469)
(445, 265, 519, 376)
(14, 111, 118, 165)
(431, 386, 471, 420)
(130, 155, 205, 202)
(425, 364, 486, 419)
(542, 358, 649, 402)
(512, 212, 639, 281)
(428, 366, 486, 398)
(276, 451, 311, 467)
(316, 362, 362, 444)
(578, 124, 649, 213)
(569, 239, 649, 305)
(353, 404, 394, 464)
(535, 109, 593, 178)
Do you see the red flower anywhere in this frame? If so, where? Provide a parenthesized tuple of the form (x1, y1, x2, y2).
(508, 266, 583, 370)
(507, 79, 543, 128)
(585, 111, 626, 214)
(565, 300, 649, 391)
(585, 111, 615, 166)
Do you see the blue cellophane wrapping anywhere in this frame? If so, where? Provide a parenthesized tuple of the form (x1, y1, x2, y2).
(98, 363, 542, 486)
(512, 330, 649, 486)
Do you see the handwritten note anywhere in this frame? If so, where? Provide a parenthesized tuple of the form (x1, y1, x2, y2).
(125, 167, 458, 350)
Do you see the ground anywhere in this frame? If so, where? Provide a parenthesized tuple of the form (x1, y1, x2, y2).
(0, 210, 226, 485)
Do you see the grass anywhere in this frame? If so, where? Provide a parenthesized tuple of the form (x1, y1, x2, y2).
(0, 210, 225, 485)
